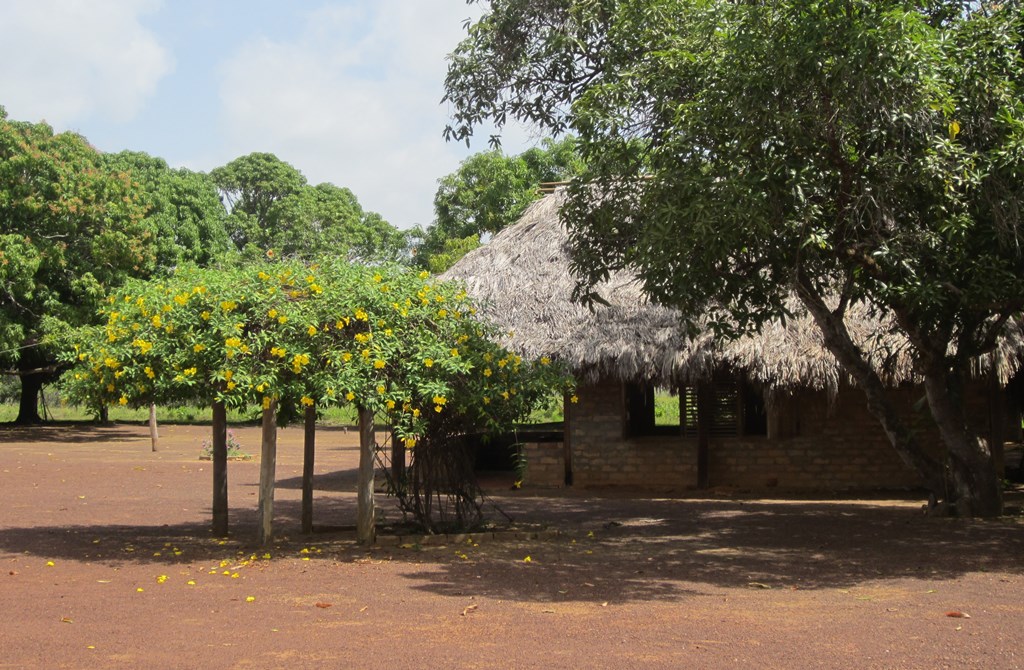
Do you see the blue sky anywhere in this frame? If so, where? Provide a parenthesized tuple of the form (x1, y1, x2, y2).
(0, 0, 536, 229)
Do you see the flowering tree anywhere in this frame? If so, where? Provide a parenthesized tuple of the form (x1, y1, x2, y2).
(63, 258, 571, 538)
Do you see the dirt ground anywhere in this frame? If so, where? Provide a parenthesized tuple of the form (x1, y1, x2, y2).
(1, 422, 1023, 670)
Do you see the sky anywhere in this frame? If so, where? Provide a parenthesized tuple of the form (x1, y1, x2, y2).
(0, 0, 537, 230)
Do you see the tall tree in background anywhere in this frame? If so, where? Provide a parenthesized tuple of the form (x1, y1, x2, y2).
(0, 107, 155, 423)
(415, 137, 584, 272)
(444, 1, 1024, 516)
(211, 152, 404, 261)
(102, 151, 231, 271)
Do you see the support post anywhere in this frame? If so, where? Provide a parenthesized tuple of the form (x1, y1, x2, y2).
(301, 404, 316, 534)
(356, 407, 376, 544)
(211, 400, 228, 537)
(148, 403, 159, 452)
(258, 399, 278, 545)
(696, 382, 711, 490)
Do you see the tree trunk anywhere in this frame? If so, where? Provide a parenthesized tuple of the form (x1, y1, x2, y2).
(211, 401, 229, 537)
(797, 282, 946, 494)
(301, 404, 316, 535)
(356, 407, 376, 544)
(922, 367, 1003, 517)
(14, 372, 44, 425)
(148, 403, 159, 452)
(257, 400, 278, 545)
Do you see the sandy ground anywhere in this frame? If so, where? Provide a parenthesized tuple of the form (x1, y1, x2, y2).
(1, 421, 1023, 669)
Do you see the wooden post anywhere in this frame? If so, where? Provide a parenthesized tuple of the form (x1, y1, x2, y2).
(211, 400, 228, 537)
(257, 399, 278, 546)
(390, 425, 405, 488)
(148, 403, 159, 452)
(301, 404, 316, 535)
(696, 382, 711, 490)
(356, 407, 376, 544)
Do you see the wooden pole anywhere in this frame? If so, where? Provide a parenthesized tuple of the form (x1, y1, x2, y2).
(301, 404, 316, 534)
(257, 399, 278, 546)
(696, 382, 711, 490)
(148, 403, 159, 452)
(211, 400, 228, 537)
(356, 407, 376, 544)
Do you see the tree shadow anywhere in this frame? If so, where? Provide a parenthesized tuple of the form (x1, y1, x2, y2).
(0, 422, 146, 444)
(2, 490, 1022, 606)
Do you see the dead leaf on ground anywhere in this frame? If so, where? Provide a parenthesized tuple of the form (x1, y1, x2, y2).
(461, 604, 478, 616)
(60, 617, 73, 624)
(315, 602, 332, 609)
(945, 611, 970, 618)
(747, 582, 771, 589)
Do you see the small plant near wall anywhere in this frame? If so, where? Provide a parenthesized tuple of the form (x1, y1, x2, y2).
(200, 430, 251, 461)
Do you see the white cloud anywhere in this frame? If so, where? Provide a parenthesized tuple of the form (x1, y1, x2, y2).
(0, 0, 171, 127)
(215, 1, 538, 229)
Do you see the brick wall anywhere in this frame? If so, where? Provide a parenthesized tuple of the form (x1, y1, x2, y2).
(541, 378, 997, 493)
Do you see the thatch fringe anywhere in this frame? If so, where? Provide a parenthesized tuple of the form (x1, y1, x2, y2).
(442, 190, 1023, 392)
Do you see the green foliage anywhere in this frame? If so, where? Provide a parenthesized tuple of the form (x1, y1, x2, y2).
(0, 109, 155, 381)
(444, 0, 1024, 514)
(415, 137, 584, 270)
(62, 260, 573, 452)
(211, 153, 405, 262)
(101, 151, 231, 271)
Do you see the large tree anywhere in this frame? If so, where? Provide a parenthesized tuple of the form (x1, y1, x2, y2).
(0, 108, 155, 423)
(211, 152, 404, 261)
(415, 137, 584, 271)
(102, 151, 231, 271)
(444, 1, 1024, 516)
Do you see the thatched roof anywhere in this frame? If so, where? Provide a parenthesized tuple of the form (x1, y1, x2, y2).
(442, 190, 1023, 392)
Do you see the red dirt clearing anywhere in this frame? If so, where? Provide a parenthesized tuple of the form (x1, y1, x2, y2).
(1, 422, 1022, 669)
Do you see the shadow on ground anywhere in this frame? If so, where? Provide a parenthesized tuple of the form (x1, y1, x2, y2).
(3, 491, 1023, 605)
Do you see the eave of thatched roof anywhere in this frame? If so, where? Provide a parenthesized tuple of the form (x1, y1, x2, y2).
(442, 190, 1023, 392)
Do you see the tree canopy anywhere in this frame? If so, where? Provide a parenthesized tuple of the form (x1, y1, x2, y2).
(415, 137, 584, 272)
(211, 152, 405, 262)
(101, 151, 231, 271)
(444, 0, 1024, 516)
(0, 107, 156, 422)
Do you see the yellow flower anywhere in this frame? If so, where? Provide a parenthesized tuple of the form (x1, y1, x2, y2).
(450, 348, 459, 357)
(151, 315, 162, 328)
(373, 273, 383, 283)
(278, 315, 288, 324)
(104, 357, 120, 369)
(132, 338, 152, 354)
(437, 309, 448, 319)
(106, 383, 115, 393)
(307, 325, 318, 337)
(341, 352, 353, 362)
(404, 437, 417, 447)
(300, 396, 314, 407)
(262, 396, 272, 410)
(540, 356, 551, 365)
(419, 270, 429, 279)
(258, 271, 271, 281)
(226, 381, 237, 391)
(412, 409, 420, 418)
(373, 359, 386, 369)
(174, 293, 189, 306)
(432, 395, 447, 406)
(483, 368, 492, 377)
(193, 343, 205, 353)
(268, 308, 278, 319)
(225, 337, 242, 349)
(144, 367, 155, 379)
(361, 349, 371, 359)
(119, 396, 128, 406)
(376, 385, 386, 395)
(354, 308, 368, 321)
(434, 405, 443, 413)
(345, 392, 355, 401)
(483, 396, 490, 404)
(224, 370, 233, 381)
(423, 358, 434, 368)
(386, 399, 396, 410)
(220, 300, 237, 312)
(183, 367, 197, 377)
(501, 391, 510, 400)
(270, 346, 286, 358)
(570, 395, 579, 404)
(200, 310, 211, 321)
